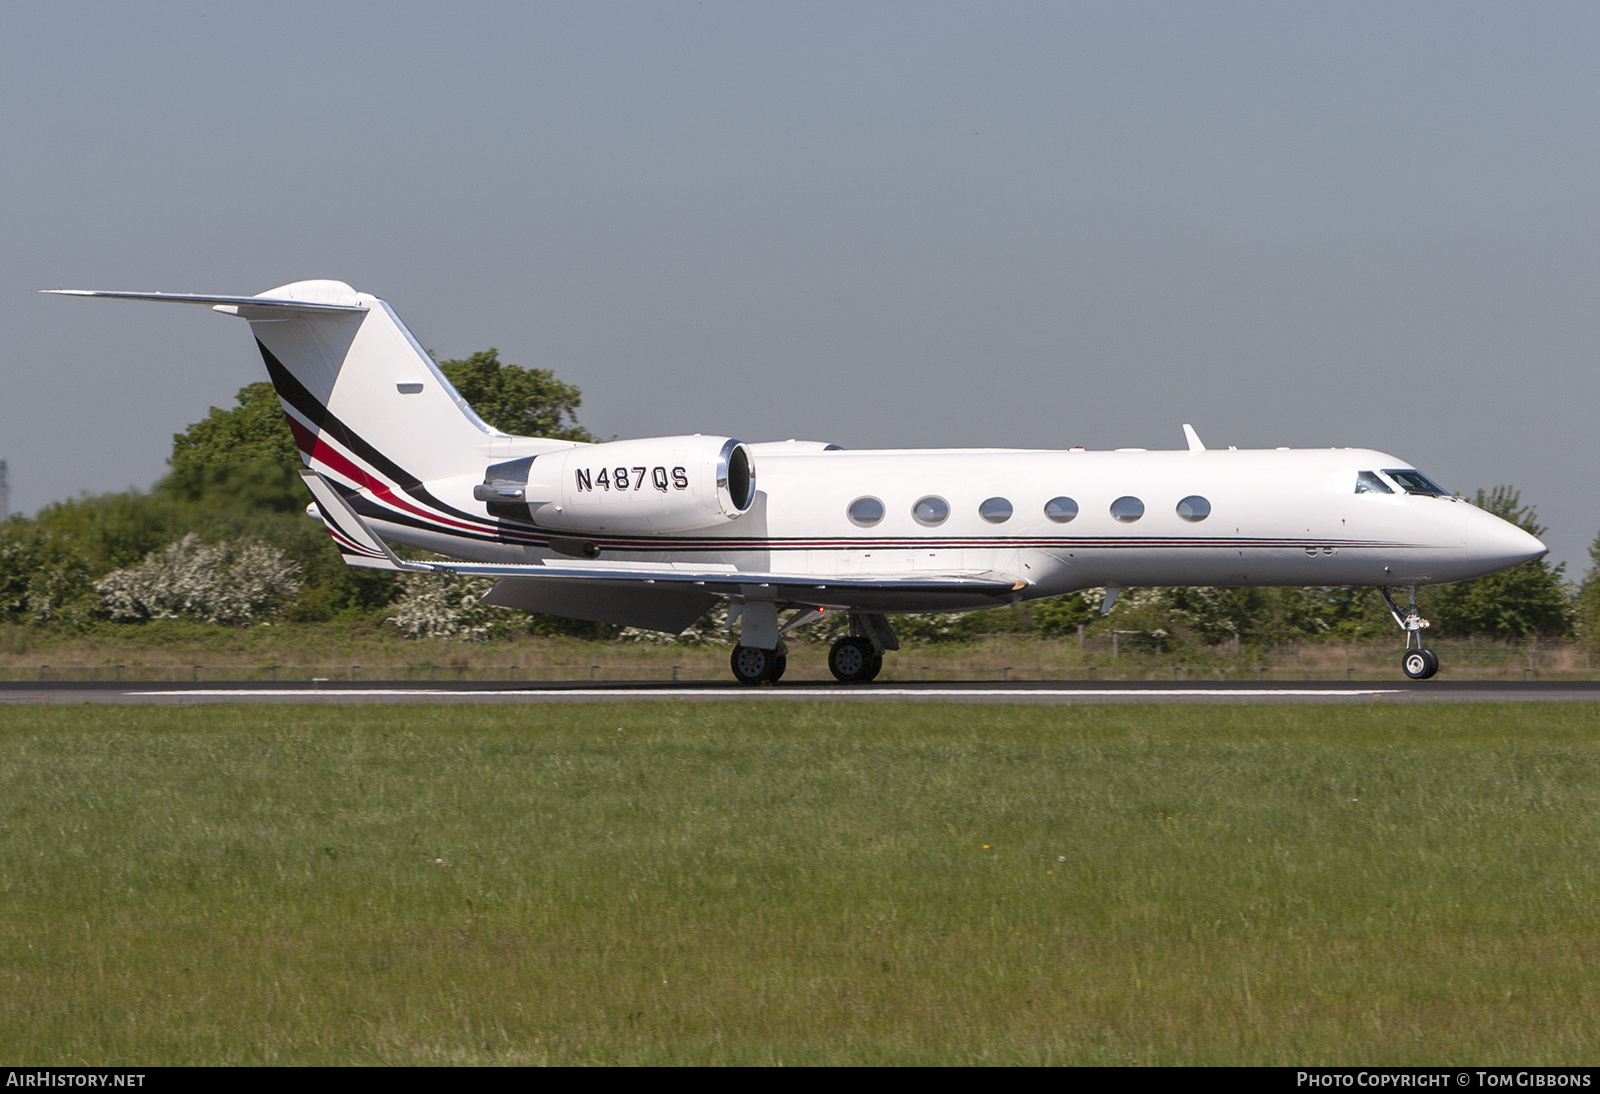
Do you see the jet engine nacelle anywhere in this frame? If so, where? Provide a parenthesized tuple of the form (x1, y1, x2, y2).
(476, 435, 756, 534)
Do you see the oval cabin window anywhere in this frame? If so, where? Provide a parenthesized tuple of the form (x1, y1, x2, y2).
(1176, 495, 1211, 522)
(978, 497, 1013, 524)
(1044, 497, 1079, 523)
(848, 497, 885, 527)
(912, 496, 950, 526)
(1110, 496, 1144, 523)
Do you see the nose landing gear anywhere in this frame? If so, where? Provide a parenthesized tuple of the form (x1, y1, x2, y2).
(1379, 586, 1439, 680)
(1402, 648, 1440, 680)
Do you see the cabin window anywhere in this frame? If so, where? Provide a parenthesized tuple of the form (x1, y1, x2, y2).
(1044, 497, 1079, 523)
(1176, 495, 1211, 522)
(1110, 496, 1144, 523)
(912, 496, 950, 526)
(848, 497, 885, 527)
(1355, 471, 1394, 494)
(978, 497, 1013, 524)
(396, 383, 424, 394)
(1383, 469, 1450, 497)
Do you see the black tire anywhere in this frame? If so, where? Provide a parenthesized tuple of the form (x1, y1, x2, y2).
(731, 645, 775, 685)
(767, 652, 787, 683)
(828, 637, 878, 684)
(1402, 648, 1439, 680)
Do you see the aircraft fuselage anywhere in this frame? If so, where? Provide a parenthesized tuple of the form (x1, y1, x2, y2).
(372, 445, 1545, 608)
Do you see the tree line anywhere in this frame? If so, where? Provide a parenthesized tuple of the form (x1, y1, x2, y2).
(2, 351, 1598, 649)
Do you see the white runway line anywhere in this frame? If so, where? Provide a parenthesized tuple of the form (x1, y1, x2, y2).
(127, 687, 1400, 699)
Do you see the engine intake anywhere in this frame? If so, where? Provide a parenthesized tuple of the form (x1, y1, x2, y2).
(477, 435, 756, 535)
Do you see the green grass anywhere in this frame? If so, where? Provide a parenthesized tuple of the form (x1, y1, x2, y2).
(4, 620, 1594, 682)
(3, 702, 1599, 1064)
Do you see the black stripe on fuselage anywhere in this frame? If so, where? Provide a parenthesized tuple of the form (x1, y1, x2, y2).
(348, 494, 531, 546)
(255, 338, 497, 531)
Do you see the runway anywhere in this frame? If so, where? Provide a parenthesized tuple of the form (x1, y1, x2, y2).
(2, 679, 1597, 704)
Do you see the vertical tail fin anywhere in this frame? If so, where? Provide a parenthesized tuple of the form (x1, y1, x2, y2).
(236, 280, 503, 485)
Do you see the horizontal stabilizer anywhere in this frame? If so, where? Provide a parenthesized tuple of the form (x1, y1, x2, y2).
(41, 289, 366, 314)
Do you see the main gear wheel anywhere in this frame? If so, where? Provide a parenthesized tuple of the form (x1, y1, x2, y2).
(731, 645, 785, 685)
(828, 636, 883, 684)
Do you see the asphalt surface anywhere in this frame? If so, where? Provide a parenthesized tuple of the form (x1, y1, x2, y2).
(2, 679, 1598, 704)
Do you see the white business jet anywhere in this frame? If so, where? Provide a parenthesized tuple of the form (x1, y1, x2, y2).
(48, 281, 1546, 684)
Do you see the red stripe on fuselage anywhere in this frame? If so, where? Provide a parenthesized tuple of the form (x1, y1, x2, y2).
(292, 423, 493, 537)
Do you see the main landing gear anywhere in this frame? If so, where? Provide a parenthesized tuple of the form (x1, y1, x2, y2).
(730, 643, 787, 685)
(726, 605, 899, 685)
(827, 613, 897, 684)
(1379, 586, 1439, 680)
(827, 636, 882, 684)
(727, 600, 790, 686)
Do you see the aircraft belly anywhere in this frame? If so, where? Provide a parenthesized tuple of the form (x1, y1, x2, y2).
(1051, 545, 1441, 589)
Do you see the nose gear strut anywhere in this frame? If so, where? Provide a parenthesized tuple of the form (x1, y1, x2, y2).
(1378, 586, 1439, 680)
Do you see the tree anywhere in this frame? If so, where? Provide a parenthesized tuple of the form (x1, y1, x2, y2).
(1576, 529, 1600, 651)
(167, 382, 305, 511)
(1032, 593, 1097, 637)
(437, 349, 594, 441)
(1425, 486, 1570, 640)
(0, 530, 95, 627)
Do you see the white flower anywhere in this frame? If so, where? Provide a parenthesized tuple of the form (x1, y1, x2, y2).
(387, 570, 511, 641)
(95, 534, 301, 625)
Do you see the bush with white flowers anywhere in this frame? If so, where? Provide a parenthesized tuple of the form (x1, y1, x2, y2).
(95, 533, 302, 624)
(387, 570, 515, 641)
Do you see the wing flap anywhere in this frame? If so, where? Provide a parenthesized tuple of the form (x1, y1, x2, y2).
(481, 577, 718, 633)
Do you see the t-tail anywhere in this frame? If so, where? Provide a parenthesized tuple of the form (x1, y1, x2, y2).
(43, 280, 571, 540)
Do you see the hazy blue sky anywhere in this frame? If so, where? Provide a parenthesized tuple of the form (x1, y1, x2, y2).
(4, 2, 1598, 569)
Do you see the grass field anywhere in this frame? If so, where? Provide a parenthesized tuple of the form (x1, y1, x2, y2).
(1, 621, 1593, 683)
(2, 702, 1599, 1064)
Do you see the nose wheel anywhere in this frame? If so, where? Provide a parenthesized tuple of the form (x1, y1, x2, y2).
(828, 636, 883, 684)
(1402, 648, 1439, 680)
(1380, 586, 1440, 681)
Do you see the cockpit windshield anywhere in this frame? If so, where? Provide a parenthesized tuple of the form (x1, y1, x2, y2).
(1355, 471, 1393, 494)
(1382, 469, 1450, 497)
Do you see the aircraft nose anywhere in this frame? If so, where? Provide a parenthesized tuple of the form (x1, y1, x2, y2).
(1472, 510, 1547, 572)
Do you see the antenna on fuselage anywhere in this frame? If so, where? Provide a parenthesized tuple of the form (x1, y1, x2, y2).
(1182, 424, 1206, 452)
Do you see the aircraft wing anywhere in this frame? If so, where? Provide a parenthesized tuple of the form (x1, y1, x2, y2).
(300, 470, 1025, 630)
